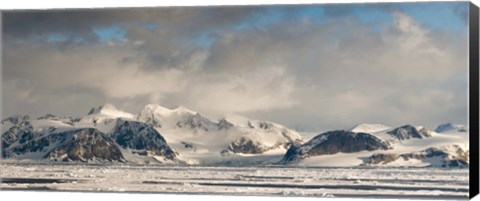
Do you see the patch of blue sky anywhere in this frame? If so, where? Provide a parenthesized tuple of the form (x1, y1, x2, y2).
(44, 33, 89, 45)
(231, 2, 466, 34)
(399, 2, 468, 33)
(233, 5, 392, 32)
(183, 31, 215, 48)
(287, 6, 326, 23)
(93, 25, 127, 42)
(353, 8, 394, 32)
(233, 7, 286, 31)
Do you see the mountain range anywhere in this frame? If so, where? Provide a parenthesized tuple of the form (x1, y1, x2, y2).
(1, 104, 469, 167)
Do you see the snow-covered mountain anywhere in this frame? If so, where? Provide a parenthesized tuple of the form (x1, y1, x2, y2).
(87, 104, 135, 119)
(435, 123, 468, 133)
(280, 123, 469, 167)
(1, 104, 469, 167)
(350, 123, 391, 133)
(136, 104, 304, 165)
(2, 103, 303, 165)
(1, 115, 124, 162)
(280, 130, 391, 164)
(44, 128, 125, 162)
(111, 119, 178, 163)
(365, 145, 469, 168)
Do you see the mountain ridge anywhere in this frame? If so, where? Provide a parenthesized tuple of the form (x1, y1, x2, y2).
(1, 103, 469, 167)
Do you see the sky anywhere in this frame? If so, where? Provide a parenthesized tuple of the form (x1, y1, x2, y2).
(2, 2, 470, 132)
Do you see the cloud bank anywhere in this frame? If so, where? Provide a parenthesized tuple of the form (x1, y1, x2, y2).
(2, 2, 469, 131)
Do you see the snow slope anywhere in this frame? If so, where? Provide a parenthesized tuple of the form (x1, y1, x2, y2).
(2, 104, 469, 167)
(137, 104, 303, 165)
(2, 104, 303, 165)
(293, 124, 469, 167)
(350, 123, 391, 133)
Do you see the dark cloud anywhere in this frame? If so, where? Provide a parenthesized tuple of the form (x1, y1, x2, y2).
(3, 6, 260, 43)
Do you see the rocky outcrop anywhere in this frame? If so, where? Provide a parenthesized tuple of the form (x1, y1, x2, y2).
(435, 123, 468, 133)
(386, 125, 432, 141)
(111, 119, 177, 160)
(365, 145, 469, 168)
(366, 153, 400, 165)
(175, 113, 218, 132)
(280, 130, 391, 164)
(36, 114, 76, 126)
(45, 128, 124, 162)
(217, 119, 234, 130)
(226, 137, 269, 154)
(3, 127, 125, 162)
(1, 115, 35, 149)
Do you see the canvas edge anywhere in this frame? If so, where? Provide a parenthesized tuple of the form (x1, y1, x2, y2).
(469, 1, 480, 200)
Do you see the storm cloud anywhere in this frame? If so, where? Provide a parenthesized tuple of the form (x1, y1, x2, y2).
(2, 2, 469, 131)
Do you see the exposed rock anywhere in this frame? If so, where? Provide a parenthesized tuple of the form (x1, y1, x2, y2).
(181, 141, 195, 149)
(227, 136, 268, 154)
(111, 119, 177, 160)
(366, 153, 401, 165)
(280, 144, 302, 163)
(302, 131, 390, 155)
(176, 113, 217, 132)
(37, 114, 75, 126)
(3, 127, 125, 163)
(365, 145, 469, 168)
(217, 119, 233, 130)
(280, 130, 390, 164)
(45, 128, 125, 162)
(435, 123, 468, 133)
(1, 115, 35, 149)
(387, 125, 431, 141)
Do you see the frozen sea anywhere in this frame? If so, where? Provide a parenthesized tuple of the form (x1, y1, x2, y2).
(0, 161, 469, 200)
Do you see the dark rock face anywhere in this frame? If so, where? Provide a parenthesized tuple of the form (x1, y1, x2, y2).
(366, 153, 401, 165)
(176, 113, 217, 132)
(387, 125, 431, 141)
(217, 119, 233, 130)
(112, 119, 177, 160)
(365, 145, 469, 168)
(139, 114, 163, 128)
(280, 130, 390, 164)
(181, 141, 195, 149)
(45, 128, 124, 162)
(37, 114, 75, 126)
(1, 116, 35, 149)
(3, 127, 125, 162)
(303, 131, 390, 155)
(227, 137, 268, 154)
(258, 122, 274, 130)
(4, 133, 61, 158)
(280, 144, 302, 163)
(435, 123, 468, 133)
(2, 115, 179, 163)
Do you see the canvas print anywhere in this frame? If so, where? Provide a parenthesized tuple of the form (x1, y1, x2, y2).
(0, 1, 477, 200)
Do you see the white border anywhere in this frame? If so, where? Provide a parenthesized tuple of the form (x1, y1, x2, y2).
(0, 0, 478, 9)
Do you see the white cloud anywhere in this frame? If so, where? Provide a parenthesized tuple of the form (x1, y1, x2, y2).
(187, 66, 297, 113)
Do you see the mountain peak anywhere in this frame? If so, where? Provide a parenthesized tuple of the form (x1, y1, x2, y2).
(172, 105, 195, 114)
(87, 104, 134, 118)
(435, 123, 468, 133)
(87, 103, 116, 115)
(143, 104, 172, 114)
(350, 123, 391, 133)
(141, 104, 196, 117)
